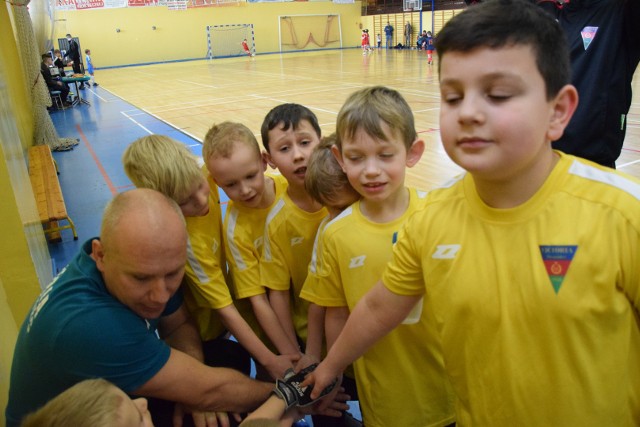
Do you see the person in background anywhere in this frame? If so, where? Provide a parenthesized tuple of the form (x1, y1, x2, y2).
(534, 0, 640, 168)
(384, 22, 393, 49)
(65, 33, 85, 89)
(404, 21, 412, 47)
(40, 53, 71, 108)
(242, 39, 253, 57)
(53, 49, 71, 77)
(84, 49, 98, 87)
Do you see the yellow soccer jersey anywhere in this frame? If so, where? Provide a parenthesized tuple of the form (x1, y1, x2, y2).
(309, 188, 455, 427)
(261, 191, 328, 344)
(224, 174, 288, 300)
(182, 172, 231, 341)
(299, 216, 331, 304)
(383, 153, 640, 426)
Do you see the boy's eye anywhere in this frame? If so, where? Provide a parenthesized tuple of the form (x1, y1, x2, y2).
(279, 146, 290, 152)
(487, 92, 512, 102)
(379, 153, 394, 159)
(246, 174, 256, 179)
(300, 140, 311, 146)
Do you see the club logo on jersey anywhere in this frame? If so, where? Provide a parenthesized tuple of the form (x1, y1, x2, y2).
(431, 244, 461, 259)
(539, 245, 577, 294)
(581, 26, 598, 50)
(349, 255, 366, 269)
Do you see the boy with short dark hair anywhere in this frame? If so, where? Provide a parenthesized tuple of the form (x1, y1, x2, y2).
(306, 1, 640, 425)
(259, 104, 327, 354)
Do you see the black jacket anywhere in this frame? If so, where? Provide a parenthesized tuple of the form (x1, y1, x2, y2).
(537, 0, 640, 166)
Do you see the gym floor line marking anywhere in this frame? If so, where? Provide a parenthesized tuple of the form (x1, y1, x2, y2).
(76, 124, 118, 196)
(121, 110, 153, 134)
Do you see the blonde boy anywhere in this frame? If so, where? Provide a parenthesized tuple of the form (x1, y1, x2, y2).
(259, 104, 327, 352)
(123, 135, 293, 380)
(300, 87, 455, 427)
(203, 122, 302, 373)
(307, 1, 640, 425)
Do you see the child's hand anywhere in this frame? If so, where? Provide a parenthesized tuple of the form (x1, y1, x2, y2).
(294, 353, 319, 372)
(265, 353, 299, 380)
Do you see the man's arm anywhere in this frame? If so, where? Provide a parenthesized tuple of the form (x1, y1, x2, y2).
(158, 303, 204, 362)
(134, 348, 272, 413)
(303, 280, 421, 398)
(135, 304, 271, 413)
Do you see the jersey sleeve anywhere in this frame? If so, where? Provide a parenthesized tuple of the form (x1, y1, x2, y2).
(382, 210, 428, 296)
(305, 229, 348, 307)
(183, 203, 233, 310)
(260, 213, 292, 292)
(224, 208, 267, 299)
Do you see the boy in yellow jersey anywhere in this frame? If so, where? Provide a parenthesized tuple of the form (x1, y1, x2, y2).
(259, 104, 327, 354)
(300, 134, 362, 426)
(203, 122, 301, 378)
(306, 1, 640, 425)
(301, 87, 455, 427)
(123, 135, 294, 384)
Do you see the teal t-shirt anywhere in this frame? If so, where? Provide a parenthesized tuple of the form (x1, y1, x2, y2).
(5, 239, 182, 427)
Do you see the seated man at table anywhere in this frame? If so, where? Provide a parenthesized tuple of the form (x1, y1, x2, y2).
(40, 53, 71, 107)
(53, 49, 72, 77)
(5, 189, 277, 427)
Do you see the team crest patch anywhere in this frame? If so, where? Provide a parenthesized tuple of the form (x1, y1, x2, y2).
(539, 245, 577, 294)
(581, 26, 598, 50)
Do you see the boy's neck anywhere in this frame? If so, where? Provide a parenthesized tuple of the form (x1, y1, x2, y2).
(255, 175, 276, 209)
(474, 151, 560, 209)
(360, 186, 410, 223)
(287, 183, 323, 213)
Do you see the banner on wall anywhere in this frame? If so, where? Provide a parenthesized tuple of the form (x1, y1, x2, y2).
(164, 0, 188, 9)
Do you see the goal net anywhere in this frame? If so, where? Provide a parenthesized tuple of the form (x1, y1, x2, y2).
(279, 15, 342, 52)
(206, 24, 255, 59)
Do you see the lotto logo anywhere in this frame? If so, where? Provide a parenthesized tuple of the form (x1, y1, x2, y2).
(431, 244, 461, 259)
(349, 255, 366, 268)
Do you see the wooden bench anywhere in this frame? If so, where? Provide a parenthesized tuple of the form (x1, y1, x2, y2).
(28, 145, 78, 242)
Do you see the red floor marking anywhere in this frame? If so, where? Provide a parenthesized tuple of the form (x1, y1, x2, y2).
(76, 124, 118, 196)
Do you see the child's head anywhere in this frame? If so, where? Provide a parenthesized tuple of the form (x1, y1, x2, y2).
(434, 0, 577, 185)
(435, 0, 570, 100)
(84, 49, 91, 55)
(42, 53, 52, 64)
(426, 31, 432, 36)
(336, 86, 417, 152)
(53, 49, 61, 57)
(203, 121, 270, 209)
(21, 379, 153, 427)
(305, 134, 359, 217)
(260, 104, 322, 189)
(122, 135, 209, 217)
(333, 86, 424, 203)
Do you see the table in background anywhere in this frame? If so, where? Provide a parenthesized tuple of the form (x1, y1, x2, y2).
(61, 75, 91, 106)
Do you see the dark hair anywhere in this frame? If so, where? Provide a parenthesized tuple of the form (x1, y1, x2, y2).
(41, 53, 52, 61)
(260, 104, 321, 152)
(435, 0, 570, 99)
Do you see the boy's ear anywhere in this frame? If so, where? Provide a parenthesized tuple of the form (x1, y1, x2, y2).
(406, 138, 425, 168)
(263, 151, 276, 170)
(547, 84, 579, 142)
(260, 151, 270, 172)
(330, 144, 347, 173)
